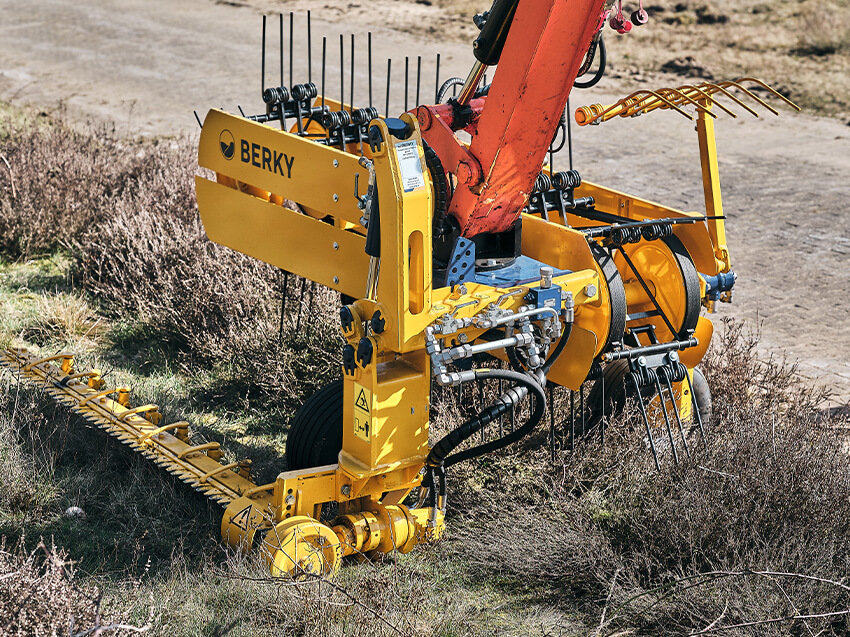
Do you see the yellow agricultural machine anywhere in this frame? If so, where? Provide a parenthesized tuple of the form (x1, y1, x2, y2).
(2, 0, 798, 577)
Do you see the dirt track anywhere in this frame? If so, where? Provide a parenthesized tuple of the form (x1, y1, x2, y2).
(1, 0, 848, 406)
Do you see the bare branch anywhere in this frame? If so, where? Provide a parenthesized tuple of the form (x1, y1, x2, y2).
(688, 608, 850, 635)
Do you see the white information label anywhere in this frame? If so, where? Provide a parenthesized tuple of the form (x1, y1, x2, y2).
(394, 140, 426, 193)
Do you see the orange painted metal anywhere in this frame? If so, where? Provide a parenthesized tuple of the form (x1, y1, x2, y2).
(430, 0, 607, 238)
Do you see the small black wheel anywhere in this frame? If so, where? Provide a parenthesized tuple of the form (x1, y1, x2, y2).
(286, 379, 344, 470)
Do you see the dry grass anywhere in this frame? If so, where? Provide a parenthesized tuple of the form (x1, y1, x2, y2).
(2, 106, 849, 635)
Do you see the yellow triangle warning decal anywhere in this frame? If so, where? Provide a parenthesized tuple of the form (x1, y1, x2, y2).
(355, 388, 370, 413)
(231, 504, 253, 530)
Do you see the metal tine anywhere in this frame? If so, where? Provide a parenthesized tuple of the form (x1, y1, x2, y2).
(322, 37, 328, 140)
(404, 56, 409, 112)
(715, 80, 779, 115)
(600, 372, 605, 446)
(663, 372, 690, 457)
(306, 282, 316, 337)
(279, 14, 284, 87)
(340, 34, 345, 111)
(435, 53, 441, 103)
(683, 370, 708, 446)
(262, 15, 267, 97)
(653, 374, 680, 465)
(661, 86, 719, 116)
(289, 13, 294, 87)
(279, 15, 287, 131)
(569, 390, 575, 452)
(636, 87, 716, 118)
(307, 11, 312, 84)
(566, 99, 573, 171)
(350, 34, 355, 111)
(416, 56, 422, 109)
(737, 77, 801, 111)
(629, 375, 660, 470)
(295, 277, 306, 333)
(677, 84, 738, 118)
(385, 59, 392, 117)
(549, 383, 556, 463)
(368, 33, 373, 109)
(193, 110, 203, 129)
(697, 82, 761, 118)
(593, 89, 692, 124)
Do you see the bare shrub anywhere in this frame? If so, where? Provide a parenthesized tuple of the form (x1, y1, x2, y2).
(74, 143, 341, 411)
(444, 322, 850, 634)
(0, 538, 152, 636)
(0, 113, 183, 259)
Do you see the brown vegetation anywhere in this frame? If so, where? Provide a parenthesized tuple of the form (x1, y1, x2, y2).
(2, 104, 850, 635)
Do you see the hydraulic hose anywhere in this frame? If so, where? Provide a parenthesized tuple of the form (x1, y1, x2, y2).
(574, 34, 606, 89)
(427, 369, 546, 468)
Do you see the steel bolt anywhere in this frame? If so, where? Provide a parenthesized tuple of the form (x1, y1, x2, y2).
(333, 159, 339, 167)
(284, 494, 295, 505)
(540, 266, 554, 289)
(333, 276, 340, 284)
(333, 193, 339, 202)
(341, 484, 351, 496)
(458, 333, 468, 344)
(584, 283, 598, 298)
(333, 242, 339, 250)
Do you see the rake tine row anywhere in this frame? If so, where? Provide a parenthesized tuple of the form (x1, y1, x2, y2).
(576, 77, 800, 126)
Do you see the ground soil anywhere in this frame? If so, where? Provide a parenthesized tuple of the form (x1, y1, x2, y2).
(1, 0, 848, 406)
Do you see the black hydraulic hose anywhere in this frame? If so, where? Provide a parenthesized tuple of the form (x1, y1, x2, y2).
(574, 34, 606, 89)
(427, 369, 546, 468)
(542, 321, 572, 374)
(422, 139, 449, 224)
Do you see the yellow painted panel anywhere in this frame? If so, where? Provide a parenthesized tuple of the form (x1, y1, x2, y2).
(196, 177, 369, 296)
(575, 180, 718, 276)
(199, 109, 366, 226)
(521, 213, 598, 273)
(546, 326, 598, 391)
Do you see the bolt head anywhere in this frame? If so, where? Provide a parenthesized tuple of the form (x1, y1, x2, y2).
(333, 193, 339, 202)
(333, 242, 339, 250)
(458, 333, 468, 344)
(333, 159, 339, 167)
(333, 276, 340, 284)
(341, 484, 351, 496)
(285, 494, 295, 505)
(584, 283, 598, 297)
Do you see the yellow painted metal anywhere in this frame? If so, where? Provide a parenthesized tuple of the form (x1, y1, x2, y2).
(574, 180, 718, 276)
(546, 326, 598, 391)
(0, 348, 274, 513)
(263, 516, 343, 578)
(679, 316, 714, 369)
(370, 115, 435, 352)
(199, 109, 368, 227)
(614, 239, 691, 344)
(696, 102, 731, 273)
(195, 177, 369, 298)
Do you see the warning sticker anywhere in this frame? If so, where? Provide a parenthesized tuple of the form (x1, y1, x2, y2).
(231, 504, 253, 531)
(353, 383, 372, 442)
(394, 140, 426, 193)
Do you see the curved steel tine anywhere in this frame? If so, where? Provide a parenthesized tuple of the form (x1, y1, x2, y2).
(678, 84, 737, 118)
(736, 77, 802, 111)
(657, 86, 717, 118)
(592, 91, 646, 123)
(717, 80, 779, 115)
(697, 82, 760, 117)
(627, 89, 694, 120)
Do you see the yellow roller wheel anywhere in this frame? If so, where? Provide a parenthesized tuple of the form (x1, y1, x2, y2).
(262, 515, 342, 578)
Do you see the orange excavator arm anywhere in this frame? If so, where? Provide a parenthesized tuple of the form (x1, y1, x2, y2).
(419, 0, 607, 238)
